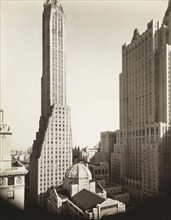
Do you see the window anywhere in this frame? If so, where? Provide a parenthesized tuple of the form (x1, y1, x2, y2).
(7, 190, 14, 199)
(8, 177, 14, 185)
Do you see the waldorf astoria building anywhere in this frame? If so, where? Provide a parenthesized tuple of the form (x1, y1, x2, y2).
(112, 0, 171, 198)
(29, 0, 72, 206)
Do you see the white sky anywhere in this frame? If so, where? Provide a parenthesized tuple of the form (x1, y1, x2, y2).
(1, 0, 168, 150)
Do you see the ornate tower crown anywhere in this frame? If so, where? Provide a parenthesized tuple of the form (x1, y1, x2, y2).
(44, 0, 60, 7)
(163, 0, 171, 25)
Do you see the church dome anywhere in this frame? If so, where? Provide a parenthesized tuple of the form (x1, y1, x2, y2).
(65, 163, 92, 180)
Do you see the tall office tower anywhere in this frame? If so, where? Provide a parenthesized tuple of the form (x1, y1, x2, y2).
(100, 132, 116, 154)
(99, 131, 116, 177)
(112, 0, 171, 198)
(29, 0, 72, 206)
(0, 110, 28, 209)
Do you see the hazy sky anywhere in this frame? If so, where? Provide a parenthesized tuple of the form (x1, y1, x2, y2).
(1, 0, 168, 150)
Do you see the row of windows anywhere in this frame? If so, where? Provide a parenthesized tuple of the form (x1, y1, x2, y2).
(119, 126, 159, 138)
(94, 169, 108, 175)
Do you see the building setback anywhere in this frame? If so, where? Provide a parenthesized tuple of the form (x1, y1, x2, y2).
(29, 0, 72, 206)
(112, 1, 171, 198)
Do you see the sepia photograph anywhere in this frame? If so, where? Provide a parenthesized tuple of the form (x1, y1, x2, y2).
(0, 0, 171, 219)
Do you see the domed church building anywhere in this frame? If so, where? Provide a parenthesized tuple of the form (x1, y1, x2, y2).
(47, 163, 125, 219)
(62, 163, 96, 196)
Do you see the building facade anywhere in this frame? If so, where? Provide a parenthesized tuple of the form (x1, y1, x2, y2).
(100, 132, 116, 154)
(72, 146, 81, 163)
(99, 131, 116, 177)
(81, 146, 98, 163)
(88, 162, 110, 182)
(29, 0, 72, 206)
(105, 182, 130, 205)
(112, 1, 171, 198)
(0, 110, 28, 209)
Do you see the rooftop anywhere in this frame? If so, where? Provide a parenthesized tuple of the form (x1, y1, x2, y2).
(57, 189, 70, 200)
(88, 162, 109, 166)
(12, 159, 23, 167)
(96, 183, 104, 193)
(105, 182, 119, 187)
(72, 189, 105, 211)
(111, 191, 129, 196)
(0, 160, 28, 176)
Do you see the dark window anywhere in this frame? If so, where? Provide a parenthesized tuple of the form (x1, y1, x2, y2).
(8, 177, 14, 185)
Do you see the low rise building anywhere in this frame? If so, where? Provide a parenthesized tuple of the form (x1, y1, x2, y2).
(68, 189, 125, 219)
(109, 191, 130, 205)
(96, 180, 130, 205)
(105, 182, 122, 194)
(88, 162, 109, 182)
(47, 163, 126, 219)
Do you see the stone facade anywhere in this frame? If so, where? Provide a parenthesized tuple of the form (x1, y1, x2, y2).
(88, 162, 110, 182)
(112, 1, 171, 198)
(29, 0, 72, 206)
(0, 110, 27, 209)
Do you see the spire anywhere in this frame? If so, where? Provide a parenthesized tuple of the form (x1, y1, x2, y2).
(131, 29, 140, 43)
(44, 0, 59, 6)
(51, 0, 57, 6)
(166, 0, 171, 15)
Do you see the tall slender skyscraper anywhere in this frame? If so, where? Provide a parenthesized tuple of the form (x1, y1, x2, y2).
(112, 0, 171, 198)
(29, 0, 72, 206)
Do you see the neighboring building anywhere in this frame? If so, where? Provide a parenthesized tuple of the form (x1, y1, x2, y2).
(112, 1, 171, 198)
(111, 144, 124, 183)
(12, 151, 30, 164)
(109, 191, 130, 205)
(100, 132, 116, 154)
(95, 180, 130, 205)
(93, 151, 109, 163)
(16, 154, 28, 163)
(105, 182, 130, 205)
(99, 131, 116, 176)
(72, 146, 81, 163)
(88, 162, 110, 182)
(95, 178, 106, 188)
(29, 0, 72, 206)
(47, 163, 125, 219)
(81, 146, 98, 162)
(105, 182, 122, 194)
(0, 110, 28, 209)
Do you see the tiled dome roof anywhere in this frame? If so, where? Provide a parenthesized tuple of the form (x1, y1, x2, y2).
(65, 163, 92, 180)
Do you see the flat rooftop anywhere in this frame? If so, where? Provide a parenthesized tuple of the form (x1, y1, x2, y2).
(111, 191, 129, 196)
(105, 182, 119, 187)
